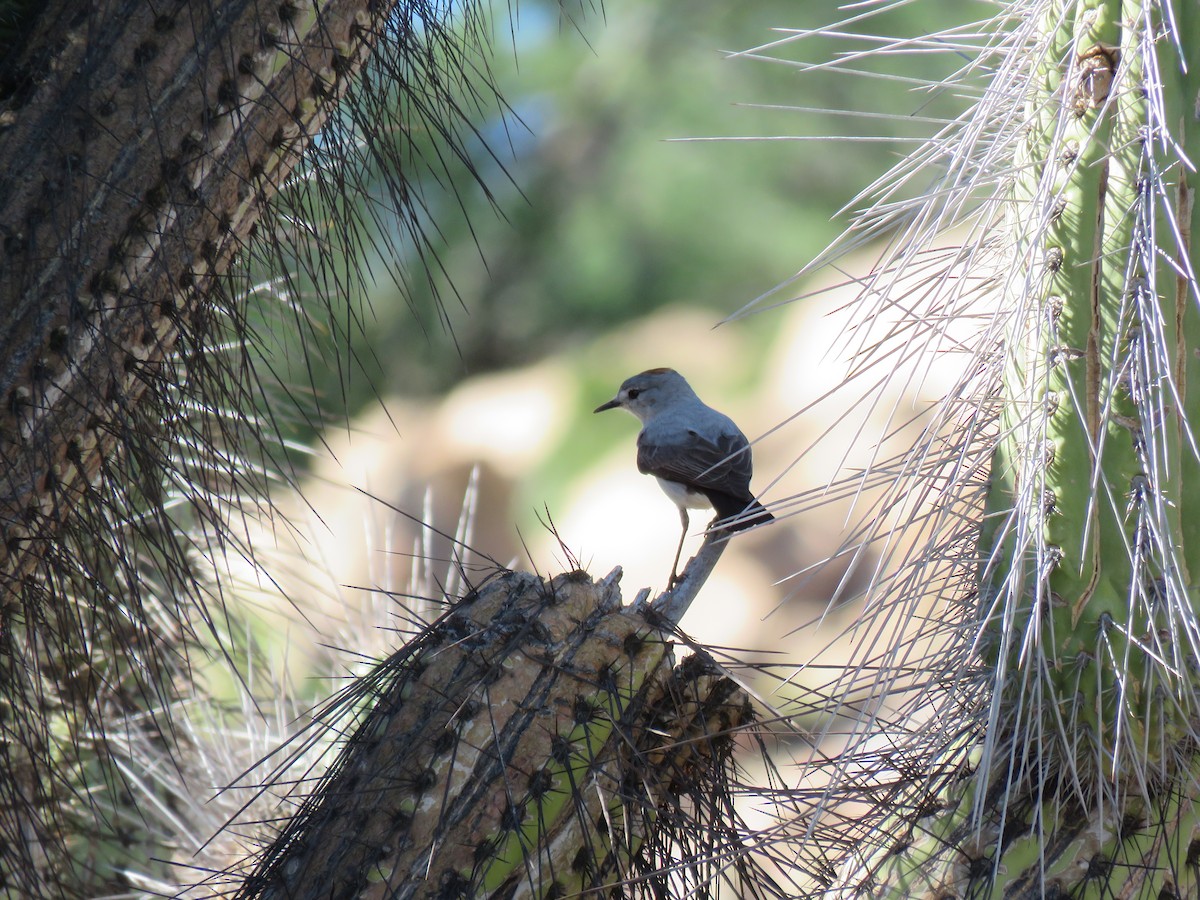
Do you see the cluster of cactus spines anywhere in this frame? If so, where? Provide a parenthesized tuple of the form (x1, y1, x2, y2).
(219, 563, 770, 899)
(0, 0, 382, 582)
(982, 0, 1152, 803)
(765, 0, 1200, 896)
(972, 3, 1200, 892)
(0, 1, 510, 894)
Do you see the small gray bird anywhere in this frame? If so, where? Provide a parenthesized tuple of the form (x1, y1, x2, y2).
(595, 368, 773, 584)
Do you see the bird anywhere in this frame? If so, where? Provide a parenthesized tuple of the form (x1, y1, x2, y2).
(594, 368, 773, 585)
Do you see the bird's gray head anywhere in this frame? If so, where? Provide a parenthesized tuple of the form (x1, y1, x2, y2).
(594, 368, 697, 423)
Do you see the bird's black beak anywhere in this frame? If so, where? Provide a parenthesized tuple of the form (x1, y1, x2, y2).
(594, 398, 620, 413)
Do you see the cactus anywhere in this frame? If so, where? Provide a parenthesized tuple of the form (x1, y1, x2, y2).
(760, 1, 1200, 895)
(0, 2, 505, 894)
(225, 555, 774, 900)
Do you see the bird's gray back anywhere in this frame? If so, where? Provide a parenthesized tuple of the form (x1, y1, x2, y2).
(637, 401, 753, 497)
(642, 397, 739, 442)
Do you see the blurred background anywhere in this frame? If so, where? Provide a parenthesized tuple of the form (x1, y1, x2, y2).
(234, 0, 982, 697)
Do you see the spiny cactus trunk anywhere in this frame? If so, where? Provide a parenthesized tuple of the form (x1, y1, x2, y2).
(832, 1, 1200, 895)
(0, 0, 380, 582)
(0, 2, 398, 893)
(230, 555, 768, 900)
(983, 2, 1200, 889)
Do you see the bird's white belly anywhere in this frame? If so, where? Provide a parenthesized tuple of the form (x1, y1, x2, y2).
(656, 478, 712, 510)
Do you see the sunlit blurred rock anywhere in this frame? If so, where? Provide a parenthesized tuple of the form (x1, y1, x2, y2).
(435, 361, 575, 478)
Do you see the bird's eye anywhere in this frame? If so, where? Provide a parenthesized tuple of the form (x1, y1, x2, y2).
(627, 389, 641, 400)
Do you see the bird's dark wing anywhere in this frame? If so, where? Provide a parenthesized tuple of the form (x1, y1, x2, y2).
(637, 428, 753, 499)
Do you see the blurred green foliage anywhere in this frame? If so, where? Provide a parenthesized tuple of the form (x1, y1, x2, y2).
(269, 0, 982, 416)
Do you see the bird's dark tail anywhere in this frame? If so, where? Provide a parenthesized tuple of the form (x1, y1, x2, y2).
(707, 492, 774, 532)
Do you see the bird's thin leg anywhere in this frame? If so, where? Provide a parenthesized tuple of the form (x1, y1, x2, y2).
(669, 508, 689, 587)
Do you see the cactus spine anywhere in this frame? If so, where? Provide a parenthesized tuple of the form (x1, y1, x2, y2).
(831, 2, 1200, 895)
